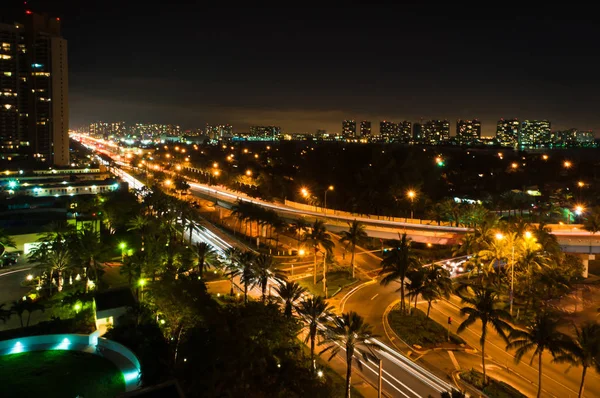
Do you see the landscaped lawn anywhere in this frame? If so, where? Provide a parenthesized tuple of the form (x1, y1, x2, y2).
(388, 306, 466, 348)
(298, 270, 358, 298)
(0, 350, 126, 398)
(460, 369, 527, 398)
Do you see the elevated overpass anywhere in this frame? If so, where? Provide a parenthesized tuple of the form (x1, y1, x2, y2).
(187, 181, 600, 250)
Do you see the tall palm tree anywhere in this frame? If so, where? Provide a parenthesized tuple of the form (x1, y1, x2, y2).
(127, 214, 153, 249)
(71, 226, 106, 287)
(275, 280, 305, 318)
(222, 247, 242, 296)
(290, 218, 308, 250)
(320, 311, 380, 398)
(228, 251, 256, 303)
(304, 220, 334, 295)
(379, 233, 420, 313)
(296, 296, 333, 364)
(405, 268, 426, 310)
(194, 242, 218, 278)
(421, 265, 452, 318)
(507, 311, 572, 398)
(340, 220, 368, 278)
(251, 254, 286, 302)
(121, 252, 143, 288)
(456, 284, 513, 385)
(553, 321, 600, 398)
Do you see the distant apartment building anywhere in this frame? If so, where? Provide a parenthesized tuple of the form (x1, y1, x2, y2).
(456, 119, 481, 145)
(249, 125, 281, 140)
(496, 119, 520, 146)
(420, 120, 450, 144)
(359, 121, 371, 137)
(397, 121, 412, 143)
(341, 120, 356, 137)
(0, 11, 69, 166)
(379, 121, 397, 141)
(89, 121, 127, 138)
(519, 120, 551, 146)
(206, 124, 233, 140)
(550, 128, 595, 147)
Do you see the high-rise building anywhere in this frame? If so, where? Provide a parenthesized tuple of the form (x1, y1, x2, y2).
(0, 11, 69, 166)
(496, 118, 520, 147)
(397, 121, 412, 143)
(206, 124, 233, 140)
(249, 125, 281, 140)
(360, 121, 371, 137)
(341, 120, 356, 138)
(420, 120, 450, 144)
(456, 119, 481, 145)
(379, 120, 397, 141)
(519, 120, 551, 146)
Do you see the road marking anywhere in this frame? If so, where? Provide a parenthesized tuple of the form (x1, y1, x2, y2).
(447, 351, 460, 370)
(0, 267, 32, 277)
(370, 293, 379, 300)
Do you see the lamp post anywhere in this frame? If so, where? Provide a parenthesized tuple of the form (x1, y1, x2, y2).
(138, 278, 146, 301)
(119, 242, 127, 262)
(323, 185, 334, 215)
(407, 190, 416, 220)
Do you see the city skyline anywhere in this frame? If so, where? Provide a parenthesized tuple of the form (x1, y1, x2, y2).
(8, 2, 600, 137)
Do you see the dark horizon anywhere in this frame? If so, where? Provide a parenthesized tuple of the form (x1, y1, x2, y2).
(10, 1, 600, 136)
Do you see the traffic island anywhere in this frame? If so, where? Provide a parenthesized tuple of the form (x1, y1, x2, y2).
(387, 306, 467, 350)
(458, 369, 527, 398)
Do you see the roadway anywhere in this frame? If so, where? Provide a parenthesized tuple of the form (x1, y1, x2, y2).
(112, 164, 456, 397)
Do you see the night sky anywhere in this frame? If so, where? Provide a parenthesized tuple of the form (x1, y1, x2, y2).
(11, 1, 600, 136)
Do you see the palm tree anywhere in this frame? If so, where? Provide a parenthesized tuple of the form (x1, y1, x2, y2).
(222, 247, 242, 296)
(227, 251, 256, 303)
(304, 220, 334, 295)
(127, 214, 153, 248)
(275, 281, 305, 318)
(340, 220, 368, 278)
(553, 321, 600, 398)
(251, 254, 286, 302)
(10, 299, 26, 328)
(421, 265, 452, 318)
(507, 311, 572, 398)
(290, 218, 308, 250)
(120, 252, 143, 288)
(456, 284, 513, 385)
(320, 311, 380, 398)
(71, 226, 106, 287)
(296, 296, 333, 364)
(379, 233, 420, 313)
(194, 242, 218, 278)
(405, 268, 426, 310)
(30, 238, 72, 292)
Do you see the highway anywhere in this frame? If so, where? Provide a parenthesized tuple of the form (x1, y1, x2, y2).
(111, 164, 457, 397)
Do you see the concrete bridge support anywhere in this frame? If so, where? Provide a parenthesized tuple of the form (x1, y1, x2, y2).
(575, 253, 595, 278)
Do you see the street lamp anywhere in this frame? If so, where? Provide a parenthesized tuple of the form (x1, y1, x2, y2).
(138, 278, 146, 301)
(119, 242, 127, 261)
(300, 187, 309, 198)
(164, 179, 172, 187)
(564, 160, 572, 169)
(407, 190, 416, 219)
(212, 162, 218, 168)
(324, 185, 334, 215)
(575, 205, 584, 216)
(245, 169, 252, 176)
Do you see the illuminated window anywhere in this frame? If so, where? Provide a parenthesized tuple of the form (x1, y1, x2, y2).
(3, 72, 11, 77)
(0, 55, 11, 60)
